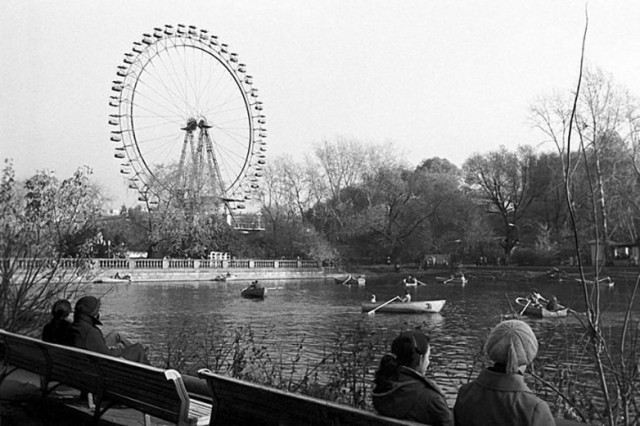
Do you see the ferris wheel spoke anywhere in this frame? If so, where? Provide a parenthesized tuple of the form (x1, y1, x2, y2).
(151, 47, 195, 117)
(142, 55, 192, 118)
(131, 87, 186, 125)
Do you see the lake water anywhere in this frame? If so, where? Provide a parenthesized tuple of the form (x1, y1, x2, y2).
(90, 272, 639, 411)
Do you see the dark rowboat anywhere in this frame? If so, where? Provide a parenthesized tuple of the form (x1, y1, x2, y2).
(361, 300, 445, 314)
(515, 297, 568, 318)
(241, 285, 267, 299)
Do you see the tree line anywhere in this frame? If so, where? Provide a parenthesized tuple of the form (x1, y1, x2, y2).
(3, 66, 640, 267)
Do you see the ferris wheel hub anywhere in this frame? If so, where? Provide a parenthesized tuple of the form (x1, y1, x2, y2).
(181, 118, 198, 132)
(198, 119, 212, 129)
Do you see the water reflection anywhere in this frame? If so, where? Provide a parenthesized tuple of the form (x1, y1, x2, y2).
(90, 274, 637, 405)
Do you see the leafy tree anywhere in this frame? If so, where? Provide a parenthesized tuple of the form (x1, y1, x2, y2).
(0, 160, 102, 334)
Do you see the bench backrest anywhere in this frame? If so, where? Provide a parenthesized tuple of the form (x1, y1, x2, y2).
(0, 329, 192, 425)
(197, 369, 423, 426)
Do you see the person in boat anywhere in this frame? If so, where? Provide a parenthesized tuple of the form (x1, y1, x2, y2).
(453, 320, 555, 426)
(42, 299, 73, 345)
(70, 296, 149, 364)
(404, 276, 417, 285)
(371, 294, 377, 303)
(546, 295, 560, 312)
(372, 330, 453, 425)
(113, 272, 131, 280)
(528, 289, 545, 307)
(400, 289, 412, 303)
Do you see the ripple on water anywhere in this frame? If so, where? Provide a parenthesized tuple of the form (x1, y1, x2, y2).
(90, 275, 638, 410)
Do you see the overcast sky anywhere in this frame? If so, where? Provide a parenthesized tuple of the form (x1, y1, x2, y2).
(2, 0, 639, 208)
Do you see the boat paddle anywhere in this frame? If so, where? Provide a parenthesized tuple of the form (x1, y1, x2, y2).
(416, 280, 427, 286)
(367, 296, 401, 316)
(519, 299, 532, 316)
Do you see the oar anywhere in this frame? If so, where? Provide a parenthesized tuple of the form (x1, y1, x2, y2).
(367, 296, 400, 316)
(444, 277, 454, 284)
(519, 299, 532, 316)
(416, 280, 427, 286)
(266, 287, 283, 290)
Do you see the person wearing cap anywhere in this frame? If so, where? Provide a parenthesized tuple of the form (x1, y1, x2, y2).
(42, 299, 73, 345)
(453, 320, 555, 426)
(372, 330, 453, 426)
(70, 295, 149, 364)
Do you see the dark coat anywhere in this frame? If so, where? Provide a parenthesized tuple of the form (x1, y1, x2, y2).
(454, 368, 555, 426)
(372, 366, 453, 426)
(70, 312, 122, 357)
(42, 318, 73, 345)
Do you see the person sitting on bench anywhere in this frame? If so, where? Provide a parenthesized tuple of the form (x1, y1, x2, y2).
(70, 295, 149, 364)
(42, 299, 73, 345)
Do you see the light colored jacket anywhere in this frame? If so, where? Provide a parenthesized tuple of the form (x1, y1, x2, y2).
(454, 368, 555, 426)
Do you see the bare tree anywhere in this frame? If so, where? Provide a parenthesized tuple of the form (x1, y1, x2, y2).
(463, 145, 540, 263)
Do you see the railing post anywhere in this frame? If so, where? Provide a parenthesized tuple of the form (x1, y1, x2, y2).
(274, 261, 279, 269)
(162, 258, 169, 269)
(194, 259, 200, 269)
(249, 260, 255, 268)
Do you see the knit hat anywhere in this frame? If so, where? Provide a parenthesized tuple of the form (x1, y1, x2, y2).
(485, 320, 538, 373)
(75, 296, 101, 317)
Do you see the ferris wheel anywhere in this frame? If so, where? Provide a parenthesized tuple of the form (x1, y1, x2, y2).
(109, 24, 266, 211)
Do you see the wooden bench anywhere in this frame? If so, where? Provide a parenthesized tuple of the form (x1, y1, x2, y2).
(0, 329, 210, 425)
(197, 368, 424, 426)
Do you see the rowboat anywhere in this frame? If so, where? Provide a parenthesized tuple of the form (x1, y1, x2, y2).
(334, 275, 366, 285)
(92, 274, 131, 284)
(573, 276, 615, 288)
(212, 274, 239, 282)
(403, 277, 425, 286)
(435, 276, 467, 286)
(241, 285, 266, 299)
(361, 299, 445, 314)
(515, 297, 568, 318)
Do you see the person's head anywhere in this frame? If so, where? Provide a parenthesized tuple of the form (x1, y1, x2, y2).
(51, 299, 72, 320)
(391, 330, 431, 373)
(375, 330, 432, 389)
(74, 296, 101, 320)
(485, 320, 538, 374)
